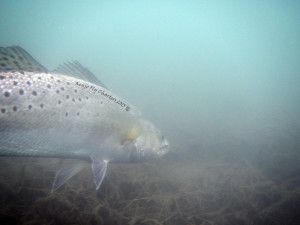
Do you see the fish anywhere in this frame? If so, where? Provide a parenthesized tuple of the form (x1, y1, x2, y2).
(0, 46, 169, 192)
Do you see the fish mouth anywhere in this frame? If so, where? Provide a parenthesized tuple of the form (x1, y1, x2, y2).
(158, 141, 170, 157)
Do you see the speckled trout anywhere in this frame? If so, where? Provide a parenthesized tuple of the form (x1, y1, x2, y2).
(0, 46, 169, 192)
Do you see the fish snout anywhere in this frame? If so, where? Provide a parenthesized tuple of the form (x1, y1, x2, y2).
(158, 138, 169, 157)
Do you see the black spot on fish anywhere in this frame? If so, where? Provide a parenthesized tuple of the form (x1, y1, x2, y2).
(9, 54, 15, 59)
(20, 71, 25, 75)
(28, 105, 32, 110)
(26, 81, 31, 86)
(100, 101, 103, 104)
(2, 57, 8, 61)
(13, 106, 17, 112)
(65, 112, 68, 116)
(67, 82, 70, 85)
(18, 56, 24, 61)
(40, 104, 44, 108)
(19, 89, 24, 95)
(13, 61, 20, 66)
(74, 89, 77, 93)
(4, 92, 10, 97)
(1, 108, 5, 113)
(66, 95, 69, 99)
(56, 90, 60, 94)
(86, 97, 89, 100)
(61, 87, 64, 91)
(78, 98, 82, 101)
(72, 98, 75, 102)
(77, 112, 80, 116)
(38, 76, 41, 80)
(1, 63, 7, 67)
(47, 84, 51, 88)
(12, 81, 18, 85)
(0, 75, 5, 80)
(58, 100, 61, 104)
(57, 80, 61, 83)
(32, 91, 37, 96)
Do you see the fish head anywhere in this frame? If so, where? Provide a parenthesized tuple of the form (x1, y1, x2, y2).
(128, 120, 169, 162)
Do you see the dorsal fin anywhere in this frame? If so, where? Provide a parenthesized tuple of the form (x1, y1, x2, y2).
(0, 46, 48, 72)
(54, 61, 108, 89)
(0, 46, 108, 89)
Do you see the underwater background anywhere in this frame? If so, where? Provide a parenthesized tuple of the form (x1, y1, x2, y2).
(0, 0, 299, 224)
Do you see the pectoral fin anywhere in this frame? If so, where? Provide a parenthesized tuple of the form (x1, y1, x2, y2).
(51, 160, 88, 193)
(91, 159, 108, 190)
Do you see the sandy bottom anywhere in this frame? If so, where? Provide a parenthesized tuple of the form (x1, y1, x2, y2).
(0, 146, 299, 225)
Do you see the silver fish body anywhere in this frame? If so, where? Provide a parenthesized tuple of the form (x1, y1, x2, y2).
(0, 71, 140, 160)
(0, 46, 169, 191)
